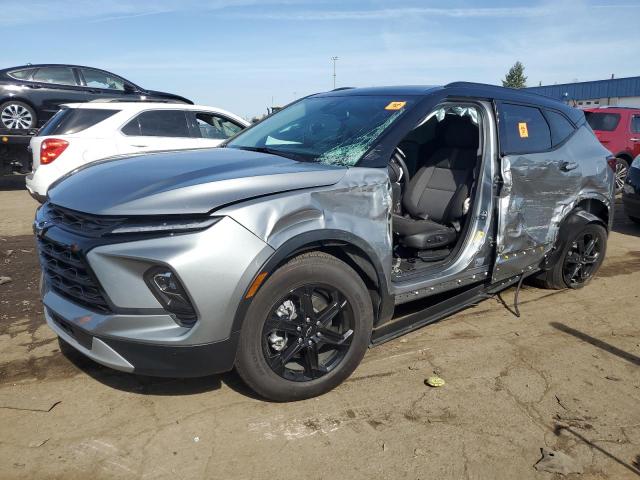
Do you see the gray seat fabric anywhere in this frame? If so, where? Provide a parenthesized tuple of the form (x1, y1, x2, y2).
(393, 115, 479, 250)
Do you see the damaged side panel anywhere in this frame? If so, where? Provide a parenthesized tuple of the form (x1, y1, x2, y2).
(218, 168, 393, 281)
(494, 125, 612, 281)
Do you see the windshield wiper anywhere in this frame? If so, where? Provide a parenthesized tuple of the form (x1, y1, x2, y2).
(229, 146, 308, 162)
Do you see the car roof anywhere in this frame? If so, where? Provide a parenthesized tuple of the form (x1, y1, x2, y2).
(1, 63, 118, 73)
(314, 82, 581, 123)
(59, 102, 249, 123)
(62, 102, 227, 111)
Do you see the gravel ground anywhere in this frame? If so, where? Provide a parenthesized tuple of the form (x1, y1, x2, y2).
(0, 189, 639, 480)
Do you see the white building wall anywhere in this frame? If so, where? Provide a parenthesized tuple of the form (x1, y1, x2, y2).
(574, 96, 640, 109)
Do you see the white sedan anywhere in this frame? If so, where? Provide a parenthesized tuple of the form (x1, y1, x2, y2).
(26, 101, 249, 201)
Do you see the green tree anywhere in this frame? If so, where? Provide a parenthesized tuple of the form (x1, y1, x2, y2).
(502, 61, 527, 89)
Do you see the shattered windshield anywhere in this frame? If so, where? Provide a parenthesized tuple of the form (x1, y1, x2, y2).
(226, 95, 414, 166)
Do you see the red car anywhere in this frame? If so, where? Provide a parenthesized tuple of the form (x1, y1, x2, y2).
(584, 107, 640, 193)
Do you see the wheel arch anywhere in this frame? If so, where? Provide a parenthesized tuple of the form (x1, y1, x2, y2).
(231, 229, 394, 334)
(0, 96, 38, 111)
(614, 151, 633, 163)
(543, 205, 607, 271)
(575, 198, 610, 230)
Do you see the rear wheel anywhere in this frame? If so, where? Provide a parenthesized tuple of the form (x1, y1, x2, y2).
(535, 223, 607, 290)
(235, 251, 373, 401)
(614, 157, 629, 194)
(0, 101, 36, 130)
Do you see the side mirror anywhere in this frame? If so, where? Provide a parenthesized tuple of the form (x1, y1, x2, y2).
(123, 83, 137, 94)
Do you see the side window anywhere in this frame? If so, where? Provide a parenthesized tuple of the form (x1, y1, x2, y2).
(545, 110, 576, 146)
(8, 68, 35, 80)
(195, 112, 244, 139)
(32, 67, 76, 86)
(631, 115, 640, 134)
(122, 110, 190, 137)
(80, 68, 124, 91)
(498, 103, 551, 154)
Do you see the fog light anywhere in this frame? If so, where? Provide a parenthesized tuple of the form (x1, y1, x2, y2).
(144, 267, 197, 326)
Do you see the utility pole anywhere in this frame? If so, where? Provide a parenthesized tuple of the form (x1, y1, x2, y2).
(331, 56, 338, 89)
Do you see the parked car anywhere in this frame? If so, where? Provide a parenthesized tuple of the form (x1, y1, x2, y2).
(584, 107, 640, 193)
(26, 102, 249, 201)
(622, 155, 640, 224)
(35, 83, 614, 401)
(0, 64, 192, 133)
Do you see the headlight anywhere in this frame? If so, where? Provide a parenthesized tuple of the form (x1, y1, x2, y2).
(109, 216, 221, 235)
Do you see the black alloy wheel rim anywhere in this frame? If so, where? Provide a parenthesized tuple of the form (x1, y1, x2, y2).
(562, 232, 601, 286)
(262, 284, 354, 382)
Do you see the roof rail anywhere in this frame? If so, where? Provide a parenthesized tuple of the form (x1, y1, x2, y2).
(331, 87, 354, 91)
(87, 98, 185, 104)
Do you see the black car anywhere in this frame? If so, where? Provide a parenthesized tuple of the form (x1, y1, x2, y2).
(0, 64, 192, 132)
(623, 156, 640, 224)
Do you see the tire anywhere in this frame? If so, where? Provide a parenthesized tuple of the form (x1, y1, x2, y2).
(535, 223, 607, 290)
(235, 251, 373, 401)
(0, 101, 37, 130)
(614, 157, 629, 195)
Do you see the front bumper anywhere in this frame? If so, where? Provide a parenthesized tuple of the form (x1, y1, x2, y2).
(38, 215, 274, 377)
(46, 305, 240, 376)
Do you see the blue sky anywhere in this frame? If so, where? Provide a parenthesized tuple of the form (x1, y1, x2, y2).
(2, 0, 639, 118)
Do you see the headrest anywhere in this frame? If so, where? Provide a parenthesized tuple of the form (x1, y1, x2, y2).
(439, 115, 479, 150)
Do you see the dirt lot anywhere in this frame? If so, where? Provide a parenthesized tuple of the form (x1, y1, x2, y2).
(0, 187, 639, 480)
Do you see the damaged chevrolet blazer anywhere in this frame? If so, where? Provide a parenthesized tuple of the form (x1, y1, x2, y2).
(35, 83, 614, 401)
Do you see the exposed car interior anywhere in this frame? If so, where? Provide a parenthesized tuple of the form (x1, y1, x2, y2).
(389, 105, 482, 275)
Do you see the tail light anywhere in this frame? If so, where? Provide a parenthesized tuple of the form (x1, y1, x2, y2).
(606, 155, 617, 172)
(40, 138, 69, 165)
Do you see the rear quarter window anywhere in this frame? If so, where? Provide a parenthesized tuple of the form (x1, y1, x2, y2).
(121, 110, 190, 137)
(544, 110, 576, 146)
(39, 108, 120, 136)
(498, 103, 551, 155)
(585, 112, 620, 132)
(8, 68, 35, 80)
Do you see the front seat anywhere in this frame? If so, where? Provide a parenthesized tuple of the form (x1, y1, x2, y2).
(393, 115, 479, 250)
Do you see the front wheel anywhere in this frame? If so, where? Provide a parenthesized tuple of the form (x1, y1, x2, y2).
(235, 251, 373, 401)
(535, 223, 607, 290)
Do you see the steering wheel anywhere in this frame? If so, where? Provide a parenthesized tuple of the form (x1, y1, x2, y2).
(389, 147, 410, 186)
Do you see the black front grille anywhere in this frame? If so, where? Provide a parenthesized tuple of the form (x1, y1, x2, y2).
(38, 236, 111, 313)
(49, 310, 93, 349)
(45, 203, 124, 237)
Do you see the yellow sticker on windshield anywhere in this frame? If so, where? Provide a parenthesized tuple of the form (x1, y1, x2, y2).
(518, 122, 529, 138)
(385, 101, 407, 110)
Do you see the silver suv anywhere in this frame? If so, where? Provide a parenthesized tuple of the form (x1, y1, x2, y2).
(35, 83, 614, 401)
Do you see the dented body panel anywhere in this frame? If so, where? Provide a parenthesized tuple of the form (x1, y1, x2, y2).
(219, 168, 394, 281)
(494, 125, 614, 281)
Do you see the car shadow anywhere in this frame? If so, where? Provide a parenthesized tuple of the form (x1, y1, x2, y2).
(58, 338, 266, 400)
(612, 200, 640, 236)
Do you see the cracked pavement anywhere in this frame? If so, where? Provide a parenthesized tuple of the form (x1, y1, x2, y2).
(1, 189, 639, 479)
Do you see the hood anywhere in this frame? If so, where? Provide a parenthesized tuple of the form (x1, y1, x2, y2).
(48, 148, 347, 216)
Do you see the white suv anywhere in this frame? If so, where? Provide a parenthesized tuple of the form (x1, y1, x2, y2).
(26, 101, 249, 201)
